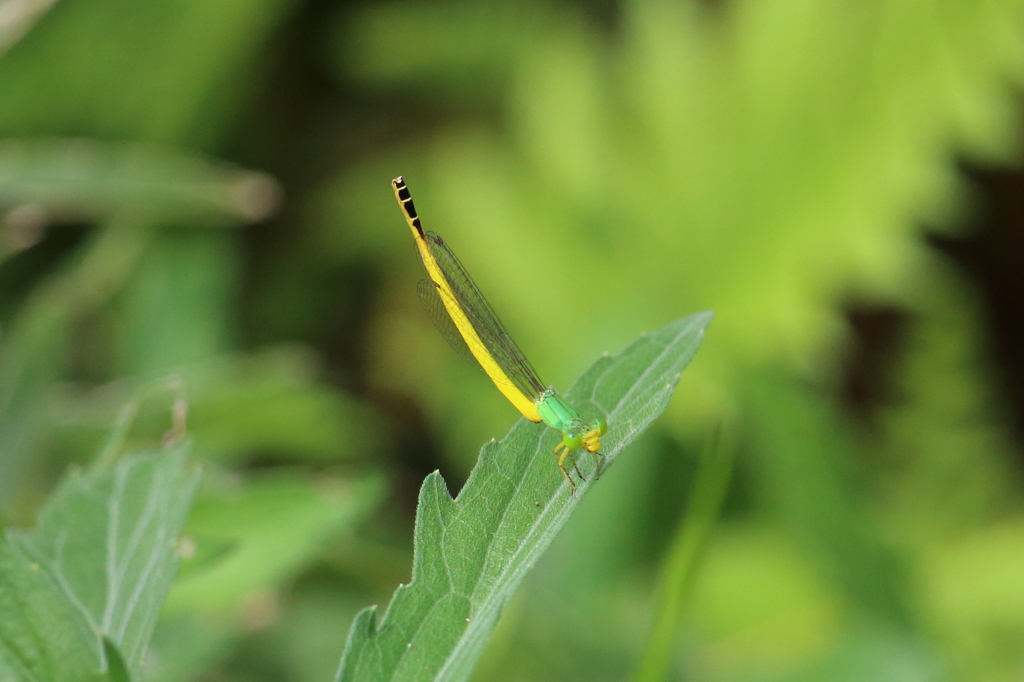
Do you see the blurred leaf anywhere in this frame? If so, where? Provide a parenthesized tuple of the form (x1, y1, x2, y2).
(0, 535, 109, 681)
(337, 311, 712, 682)
(0, 138, 280, 229)
(743, 372, 912, 627)
(924, 518, 1024, 629)
(688, 524, 843, 667)
(0, 218, 152, 521)
(50, 346, 380, 464)
(167, 471, 383, 615)
(276, 586, 384, 682)
(141, 615, 234, 682)
(0, 0, 301, 147)
(115, 230, 237, 375)
(161, 348, 375, 464)
(687, 524, 938, 681)
(7, 440, 201, 680)
(921, 518, 1024, 680)
(0, 142, 279, 515)
(336, 0, 533, 102)
(878, 260, 1021, 539)
(778, 629, 937, 682)
(178, 360, 377, 463)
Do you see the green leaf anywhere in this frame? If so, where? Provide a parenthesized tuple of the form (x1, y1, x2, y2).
(336, 311, 712, 682)
(49, 347, 380, 466)
(7, 441, 201, 680)
(0, 536, 108, 681)
(0, 138, 280, 230)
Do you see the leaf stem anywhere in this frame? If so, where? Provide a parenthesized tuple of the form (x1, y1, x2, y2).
(94, 374, 187, 470)
(633, 418, 736, 682)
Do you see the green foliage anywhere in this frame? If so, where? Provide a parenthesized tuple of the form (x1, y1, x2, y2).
(1, 0, 1024, 679)
(745, 369, 919, 624)
(0, 427, 198, 682)
(168, 472, 382, 614)
(338, 312, 711, 682)
(47, 348, 380, 466)
(0, 537, 110, 681)
(328, 1, 1024, 678)
(0, 138, 279, 236)
(6, 442, 200, 679)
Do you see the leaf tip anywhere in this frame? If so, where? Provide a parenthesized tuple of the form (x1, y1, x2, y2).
(102, 638, 131, 682)
(337, 605, 381, 678)
(419, 470, 454, 506)
(347, 604, 380, 643)
(356, 604, 380, 637)
(410, 471, 456, 578)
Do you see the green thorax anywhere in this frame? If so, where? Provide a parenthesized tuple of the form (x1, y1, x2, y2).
(536, 390, 583, 433)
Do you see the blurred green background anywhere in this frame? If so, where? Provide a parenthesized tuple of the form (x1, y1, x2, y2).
(2, 0, 1024, 680)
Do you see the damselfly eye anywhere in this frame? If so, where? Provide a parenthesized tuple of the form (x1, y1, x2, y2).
(562, 431, 583, 450)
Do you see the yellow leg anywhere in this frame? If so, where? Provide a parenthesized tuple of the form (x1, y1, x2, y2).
(554, 444, 577, 494)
